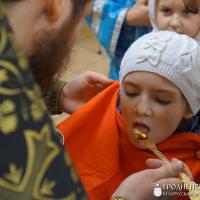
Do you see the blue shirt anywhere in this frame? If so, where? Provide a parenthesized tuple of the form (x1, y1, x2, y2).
(87, 0, 151, 79)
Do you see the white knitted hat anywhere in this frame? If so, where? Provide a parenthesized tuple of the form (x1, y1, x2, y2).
(148, 0, 200, 44)
(120, 31, 200, 115)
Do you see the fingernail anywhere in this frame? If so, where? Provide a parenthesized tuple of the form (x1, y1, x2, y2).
(173, 160, 184, 170)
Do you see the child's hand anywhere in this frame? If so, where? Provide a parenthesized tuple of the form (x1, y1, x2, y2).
(126, 0, 151, 26)
(146, 158, 194, 180)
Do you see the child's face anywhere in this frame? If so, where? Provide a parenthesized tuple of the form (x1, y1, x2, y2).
(156, 0, 200, 38)
(120, 71, 190, 148)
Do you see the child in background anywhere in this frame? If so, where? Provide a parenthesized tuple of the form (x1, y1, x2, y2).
(58, 31, 200, 200)
(148, 0, 200, 41)
(88, 0, 200, 80)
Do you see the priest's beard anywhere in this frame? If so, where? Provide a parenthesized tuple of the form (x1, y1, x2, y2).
(29, 20, 75, 93)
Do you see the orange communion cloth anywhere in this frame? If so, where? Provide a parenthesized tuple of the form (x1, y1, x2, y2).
(58, 81, 200, 200)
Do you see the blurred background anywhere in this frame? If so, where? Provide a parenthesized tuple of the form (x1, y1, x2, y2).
(52, 23, 109, 125)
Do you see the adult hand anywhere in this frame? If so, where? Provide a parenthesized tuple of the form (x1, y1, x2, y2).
(146, 158, 193, 180)
(112, 159, 186, 200)
(58, 71, 113, 114)
(126, 0, 151, 26)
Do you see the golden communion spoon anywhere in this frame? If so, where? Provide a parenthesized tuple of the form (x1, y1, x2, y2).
(134, 129, 200, 200)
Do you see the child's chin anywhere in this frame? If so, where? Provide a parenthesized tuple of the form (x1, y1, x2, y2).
(129, 139, 148, 150)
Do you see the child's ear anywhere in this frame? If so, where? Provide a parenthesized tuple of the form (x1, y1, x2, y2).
(183, 107, 193, 119)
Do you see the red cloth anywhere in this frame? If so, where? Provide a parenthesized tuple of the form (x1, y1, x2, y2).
(58, 81, 200, 200)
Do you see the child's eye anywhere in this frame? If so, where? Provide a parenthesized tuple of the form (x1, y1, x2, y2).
(125, 91, 139, 97)
(184, 6, 199, 15)
(156, 98, 171, 105)
(160, 8, 172, 15)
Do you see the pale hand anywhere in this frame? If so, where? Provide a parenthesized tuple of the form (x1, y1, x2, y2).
(58, 71, 113, 114)
(126, 0, 151, 26)
(112, 159, 187, 200)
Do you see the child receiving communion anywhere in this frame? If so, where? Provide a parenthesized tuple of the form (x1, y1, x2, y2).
(58, 31, 200, 200)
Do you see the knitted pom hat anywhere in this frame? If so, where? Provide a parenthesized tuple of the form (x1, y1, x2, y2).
(148, 0, 200, 44)
(120, 31, 200, 115)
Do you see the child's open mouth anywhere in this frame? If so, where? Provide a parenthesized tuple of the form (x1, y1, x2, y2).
(130, 123, 150, 141)
(133, 123, 149, 134)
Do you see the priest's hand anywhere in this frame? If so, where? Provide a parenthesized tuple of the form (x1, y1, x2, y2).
(58, 71, 113, 114)
(111, 158, 187, 200)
